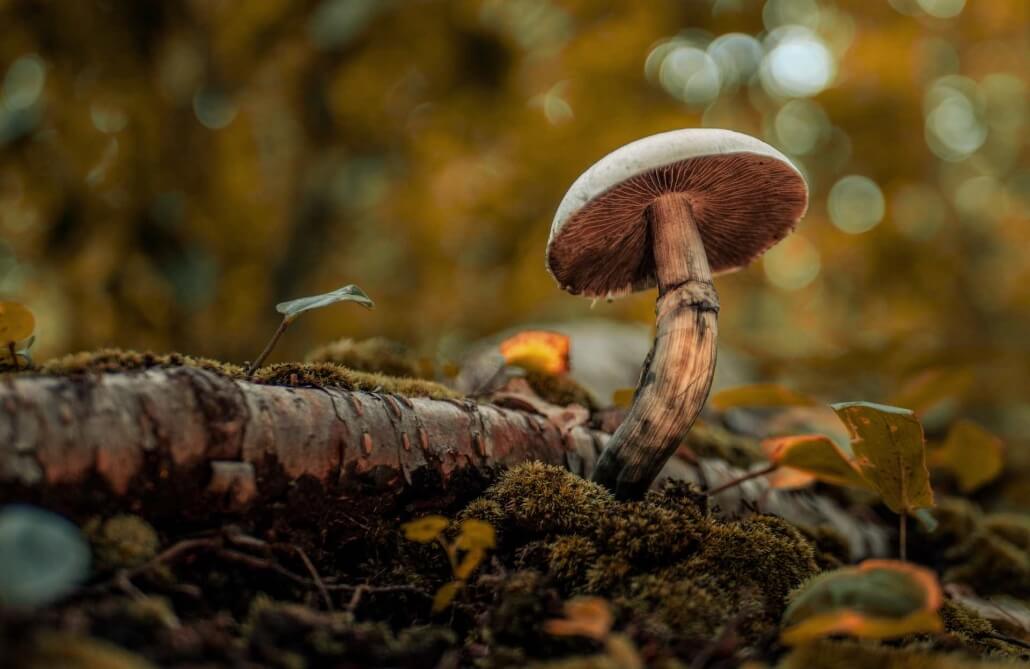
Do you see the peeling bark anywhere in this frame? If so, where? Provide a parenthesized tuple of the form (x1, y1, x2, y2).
(0, 368, 605, 518)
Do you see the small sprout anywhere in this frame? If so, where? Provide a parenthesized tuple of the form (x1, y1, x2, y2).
(246, 284, 373, 376)
(0, 301, 35, 370)
(401, 515, 496, 614)
(710, 383, 818, 411)
(498, 330, 570, 375)
(0, 505, 91, 608)
(781, 559, 943, 645)
(833, 402, 935, 561)
(928, 419, 1004, 493)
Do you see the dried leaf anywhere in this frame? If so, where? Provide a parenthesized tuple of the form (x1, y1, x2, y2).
(490, 378, 589, 435)
(431, 580, 462, 613)
(456, 519, 495, 552)
(0, 302, 34, 345)
(710, 383, 818, 411)
(275, 284, 373, 322)
(543, 596, 614, 641)
(763, 434, 872, 491)
(499, 330, 570, 375)
(401, 515, 448, 543)
(781, 559, 943, 644)
(831, 402, 934, 516)
(928, 419, 1004, 493)
(611, 387, 635, 409)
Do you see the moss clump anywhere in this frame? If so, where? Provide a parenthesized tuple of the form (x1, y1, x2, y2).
(252, 361, 461, 400)
(939, 600, 1027, 658)
(305, 337, 423, 378)
(84, 515, 160, 571)
(522, 370, 596, 409)
(39, 349, 244, 377)
(452, 464, 821, 652)
(945, 513, 1030, 597)
(595, 501, 702, 565)
(480, 462, 614, 535)
(779, 639, 1018, 669)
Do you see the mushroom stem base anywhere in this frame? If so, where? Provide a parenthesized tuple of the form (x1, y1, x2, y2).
(592, 193, 719, 499)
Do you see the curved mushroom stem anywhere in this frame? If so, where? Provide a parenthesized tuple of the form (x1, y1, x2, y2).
(592, 193, 719, 499)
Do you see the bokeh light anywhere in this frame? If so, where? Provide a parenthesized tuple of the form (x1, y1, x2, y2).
(760, 27, 835, 98)
(828, 175, 885, 234)
(763, 233, 821, 291)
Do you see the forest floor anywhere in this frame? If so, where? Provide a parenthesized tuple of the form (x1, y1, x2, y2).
(1, 349, 1028, 668)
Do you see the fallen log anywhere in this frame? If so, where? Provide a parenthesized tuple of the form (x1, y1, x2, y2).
(0, 366, 606, 518)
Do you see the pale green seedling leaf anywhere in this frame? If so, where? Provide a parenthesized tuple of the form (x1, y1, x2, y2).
(275, 284, 373, 322)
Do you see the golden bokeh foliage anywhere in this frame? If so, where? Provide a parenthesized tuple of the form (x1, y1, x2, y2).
(0, 1, 1027, 433)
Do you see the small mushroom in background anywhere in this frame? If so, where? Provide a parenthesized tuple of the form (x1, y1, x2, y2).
(547, 128, 809, 499)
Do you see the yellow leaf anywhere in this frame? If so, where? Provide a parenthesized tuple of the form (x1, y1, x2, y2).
(0, 302, 34, 345)
(431, 580, 462, 613)
(781, 559, 943, 645)
(456, 519, 496, 551)
(401, 515, 449, 543)
(543, 596, 614, 641)
(453, 548, 485, 580)
(928, 419, 1004, 493)
(710, 384, 818, 411)
(766, 466, 816, 490)
(763, 434, 873, 491)
(611, 387, 635, 409)
(832, 402, 934, 515)
(499, 330, 570, 375)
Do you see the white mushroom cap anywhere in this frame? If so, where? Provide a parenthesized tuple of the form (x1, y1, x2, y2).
(547, 128, 809, 298)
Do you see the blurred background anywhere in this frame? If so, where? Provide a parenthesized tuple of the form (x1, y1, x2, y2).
(0, 0, 1027, 435)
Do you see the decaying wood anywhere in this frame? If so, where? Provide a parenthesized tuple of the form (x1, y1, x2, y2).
(0, 367, 606, 516)
(593, 193, 720, 498)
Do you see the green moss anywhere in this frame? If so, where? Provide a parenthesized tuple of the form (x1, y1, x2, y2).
(523, 369, 596, 409)
(39, 349, 244, 377)
(304, 337, 423, 378)
(544, 536, 599, 589)
(795, 524, 851, 570)
(594, 501, 703, 565)
(946, 514, 1030, 597)
(779, 639, 1018, 669)
(939, 600, 1027, 658)
(252, 361, 460, 400)
(84, 514, 160, 571)
(584, 555, 634, 594)
(480, 462, 613, 535)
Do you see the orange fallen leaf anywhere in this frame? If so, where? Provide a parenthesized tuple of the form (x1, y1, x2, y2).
(781, 559, 943, 644)
(499, 330, 570, 375)
(543, 596, 614, 641)
(762, 434, 872, 491)
(0, 302, 34, 345)
(928, 419, 1004, 493)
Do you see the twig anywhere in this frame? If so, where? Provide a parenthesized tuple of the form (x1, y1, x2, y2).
(706, 462, 778, 496)
(294, 546, 334, 612)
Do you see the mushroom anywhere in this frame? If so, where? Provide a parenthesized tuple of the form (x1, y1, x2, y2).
(546, 129, 809, 499)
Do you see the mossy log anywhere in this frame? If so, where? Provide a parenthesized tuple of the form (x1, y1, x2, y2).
(0, 367, 607, 518)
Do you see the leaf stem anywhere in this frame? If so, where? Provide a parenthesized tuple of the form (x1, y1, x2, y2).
(246, 318, 290, 377)
(899, 513, 907, 562)
(7, 342, 18, 371)
(706, 462, 779, 496)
